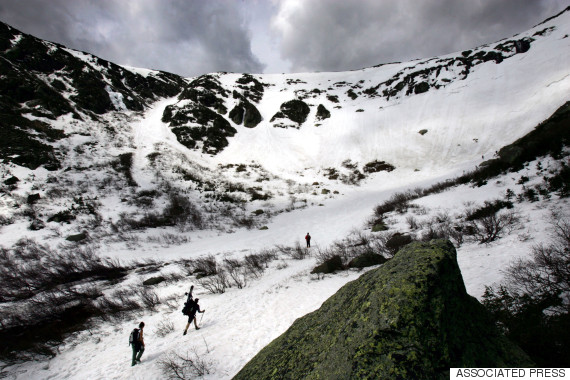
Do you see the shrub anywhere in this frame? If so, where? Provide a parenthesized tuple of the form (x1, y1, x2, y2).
(223, 259, 248, 289)
(469, 210, 520, 244)
(156, 319, 175, 338)
(0, 240, 132, 361)
(111, 152, 137, 187)
(374, 191, 415, 218)
(192, 255, 218, 278)
(159, 349, 215, 379)
(313, 231, 391, 267)
(0, 239, 126, 302)
(199, 270, 229, 294)
(136, 287, 162, 311)
(482, 216, 570, 366)
(465, 200, 513, 221)
(275, 242, 309, 260)
(546, 162, 570, 197)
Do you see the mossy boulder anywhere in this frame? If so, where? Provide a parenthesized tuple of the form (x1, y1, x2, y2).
(385, 232, 412, 254)
(311, 255, 343, 274)
(235, 240, 531, 379)
(372, 222, 388, 232)
(347, 252, 387, 269)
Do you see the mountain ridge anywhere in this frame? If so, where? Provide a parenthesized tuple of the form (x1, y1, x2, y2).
(0, 7, 569, 243)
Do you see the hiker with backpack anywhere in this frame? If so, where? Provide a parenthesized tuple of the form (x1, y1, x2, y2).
(183, 297, 205, 335)
(129, 321, 145, 366)
(305, 232, 311, 248)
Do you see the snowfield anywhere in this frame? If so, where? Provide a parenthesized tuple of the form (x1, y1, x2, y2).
(1, 7, 570, 380)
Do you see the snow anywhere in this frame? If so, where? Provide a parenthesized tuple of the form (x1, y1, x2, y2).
(106, 85, 128, 111)
(121, 65, 159, 78)
(1, 8, 570, 380)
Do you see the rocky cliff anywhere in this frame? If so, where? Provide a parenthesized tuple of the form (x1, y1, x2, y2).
(234, 240, 531, 380)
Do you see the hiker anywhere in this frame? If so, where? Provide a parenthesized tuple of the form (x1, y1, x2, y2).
(183, 298, 205, 335)
(305, 232, 311, 248)
(130, 321, 145, 366)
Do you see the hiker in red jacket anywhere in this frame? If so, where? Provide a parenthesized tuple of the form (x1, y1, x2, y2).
(305, 232, 311, 248)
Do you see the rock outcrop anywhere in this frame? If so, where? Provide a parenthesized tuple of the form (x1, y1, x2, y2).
(234, 240, 531, 380)
(270, 99, 310, 128)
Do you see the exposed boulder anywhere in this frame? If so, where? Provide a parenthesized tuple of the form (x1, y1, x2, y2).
(363, 160, 396, 174)
(162, 103, 237, 155)
(3, 176, 19, 186)
(316, 104, 331, 121)
(229, 100, 262, 128)
(270, 99, 310, 128)
(143, 276, 166, 286)
(347, 252, 387, 269)
(311, 255, 343, 274)
(235, 74, 265, 103)
(65, 232, 87, 242)
(235, 240, 531, 379)
(385, 232, 412, 255)
(26, 193, 41, 204)
(229, 104, 244, 124)
(414, 81, 430, 94)
(515, 39, 531, 53)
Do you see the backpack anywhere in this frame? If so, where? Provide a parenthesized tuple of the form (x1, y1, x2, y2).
(129, 328, 139, 346)
(182, 301, 193, 316)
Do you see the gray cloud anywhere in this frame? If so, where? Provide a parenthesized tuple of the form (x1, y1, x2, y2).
(271, 0, 569, 73)
(1, 0, 568, 76)
(0, 0, 265, 77)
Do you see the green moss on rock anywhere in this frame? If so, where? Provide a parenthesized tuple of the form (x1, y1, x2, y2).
(234, 240, 531, 380)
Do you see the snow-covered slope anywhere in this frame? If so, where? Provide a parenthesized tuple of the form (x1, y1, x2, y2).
(0, 6, 570, 380)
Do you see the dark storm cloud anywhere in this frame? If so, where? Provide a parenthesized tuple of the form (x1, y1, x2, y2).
(272, 0, 569, 73)
(0, 0, 265, 77)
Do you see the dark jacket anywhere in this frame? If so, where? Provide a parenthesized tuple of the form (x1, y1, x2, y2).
(189, 302, 202, 317)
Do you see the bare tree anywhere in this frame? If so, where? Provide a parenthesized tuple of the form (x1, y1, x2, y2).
(470, 211, 520, 244)
(159, 349, 214, 379)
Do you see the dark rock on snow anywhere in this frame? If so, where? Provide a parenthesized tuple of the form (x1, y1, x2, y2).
(235, 240, 531, 380)
(347, 252, 387, 269)
(311, 255, 343, 274)
(316, 104, 331, 121)
(271, 99, 310, 126)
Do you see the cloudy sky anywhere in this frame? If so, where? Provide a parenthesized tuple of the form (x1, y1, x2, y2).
(0, 0, 568, 77)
